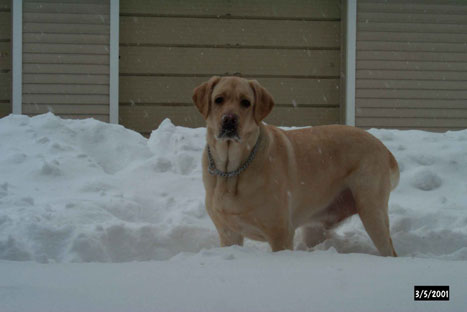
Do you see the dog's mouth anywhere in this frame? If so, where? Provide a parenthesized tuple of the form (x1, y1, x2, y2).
(217, 114, 241, 141)
(217, 128, 241, 142)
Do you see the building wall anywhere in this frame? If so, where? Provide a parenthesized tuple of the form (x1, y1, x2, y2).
(119, 0, 342, 135)
(0, 0, 11, 118)
(356, 0, 467, 131)
(22, 0, 110, 121)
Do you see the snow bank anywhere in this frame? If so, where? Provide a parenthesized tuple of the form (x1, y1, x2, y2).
(1, 113, 467, 263)
(0, 114, 216, 263)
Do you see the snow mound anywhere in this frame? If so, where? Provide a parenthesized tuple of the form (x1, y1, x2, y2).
(0, 114, 216, 263)
(1, 113, 467, 263)
(411, 169, 442, 191)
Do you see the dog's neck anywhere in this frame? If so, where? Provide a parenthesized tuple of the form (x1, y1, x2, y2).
(206, 126, 261, 194)
(207, 127, 260, 173)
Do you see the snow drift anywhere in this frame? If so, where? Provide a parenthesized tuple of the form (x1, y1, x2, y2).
(1, 113, 467, 263)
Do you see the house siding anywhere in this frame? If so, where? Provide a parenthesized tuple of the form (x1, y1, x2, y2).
(356, 0, 467, 131)
(119, 0, 342, 134)
(0, 0, 11, 118)
(22, 0, 110, 122)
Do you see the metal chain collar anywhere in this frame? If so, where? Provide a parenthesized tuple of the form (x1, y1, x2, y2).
(206, 134, 261, 178)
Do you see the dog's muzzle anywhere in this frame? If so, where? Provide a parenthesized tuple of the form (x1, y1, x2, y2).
(219, 114, 239, 140)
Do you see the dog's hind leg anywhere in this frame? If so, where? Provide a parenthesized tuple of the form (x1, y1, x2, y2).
(301, 188, 357, 249)
(301, 223, 328, 248)
(353, 183, 397, 257)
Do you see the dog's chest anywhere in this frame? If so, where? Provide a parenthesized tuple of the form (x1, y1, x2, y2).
(211, 191, 269, 241)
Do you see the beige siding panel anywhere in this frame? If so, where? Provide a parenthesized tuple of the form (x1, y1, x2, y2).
(24, 23, 110, 35)
(119, 76, 339, 106)
(23, 3, 109, 14)
(0, 0, 10, 9)
(357, 80, 467, 90)
(356, 70, 467, 81)
(24, 0, 108, 3)
(356, 0, 467, 131)
(0, 3, 10, 118)
(358, 0, 466, 3)
(22, 1, 111, 121)
(358, 32, 467, 44)
(0, 42, 10, 70)
(357, 61, 467, 72)
(361, 127, 465, 132)
(23, 104, 109, 115)
(24, 43, 109, 55)
(23, 74, 109, 84)
(357, 107, 467, 118)
(358, 22, 467, 34)
(23, 12, 109, 24)
(23, 64, 109, 74)
(23, 94, 109, 105)
(0, 72, 10, 101)
(358, 117, 467, 129)
(120, 0, 340, 19)
(120, 106, 339, 133)
(359, 3, 467, 15)
(120, 17, 340, 48)
(120, 47, 340, 77)
(357, 12, 467, 24)
(23, 53, 109, 65)
(23, 84, 109, 95)
(357, 42, 467, 53)
(120, 0, 341, 131)
(23, 33, 109, 44)
(0, 12, 10, 39)
(119, 106, 204, 131)
(0, 103, 10, 117)
(357, 99, 467, 109)
(358, 51, 467, 63)
(266, 107, 339, 126)
(357, 89, 467, 100)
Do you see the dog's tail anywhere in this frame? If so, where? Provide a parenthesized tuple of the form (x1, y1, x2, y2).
(388, 152, 400, 191)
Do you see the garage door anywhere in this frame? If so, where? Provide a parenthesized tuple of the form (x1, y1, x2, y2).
(119, 0, 342, 135)
(356, 0, 467, 131)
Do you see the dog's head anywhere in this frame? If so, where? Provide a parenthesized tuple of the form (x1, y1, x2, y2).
(192, 76, 274, 142)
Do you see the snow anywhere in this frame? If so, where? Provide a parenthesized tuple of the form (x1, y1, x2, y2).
(1, 113, 466, 311)
(2, 248, 466, 312)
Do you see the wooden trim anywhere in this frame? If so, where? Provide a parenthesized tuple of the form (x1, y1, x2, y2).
(12, 0, 22, 114)
(344, 0, 356, 126)
(109, 0, 119, 124)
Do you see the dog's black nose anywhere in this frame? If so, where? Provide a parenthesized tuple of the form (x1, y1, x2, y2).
(221, 114, 238, 132)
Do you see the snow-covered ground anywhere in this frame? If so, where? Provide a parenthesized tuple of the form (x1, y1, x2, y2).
(1, 113, 466, 311)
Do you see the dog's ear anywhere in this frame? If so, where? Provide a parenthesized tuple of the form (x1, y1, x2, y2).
(249, 80, 275, 124)
(192, 76, 221, 119)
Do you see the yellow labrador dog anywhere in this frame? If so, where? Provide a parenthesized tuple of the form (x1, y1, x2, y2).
(193, 76, 399, 257)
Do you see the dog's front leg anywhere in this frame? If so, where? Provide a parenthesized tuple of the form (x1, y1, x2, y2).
(208, 212, 244, 247)
(217, 225, 244, 247)
(206, 196, 244, 247)
(267, 229, 294, 252)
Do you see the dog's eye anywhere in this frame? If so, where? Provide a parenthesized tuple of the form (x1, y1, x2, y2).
(214, 97, 224, 105)
(241, 99, 251, 108)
